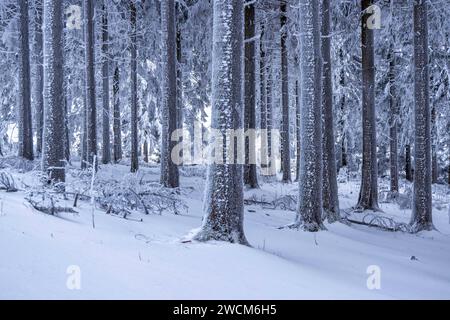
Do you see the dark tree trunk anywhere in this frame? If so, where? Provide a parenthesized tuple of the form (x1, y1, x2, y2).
(64, 96, 70, 162)
(280, 0, 291, 183)
(18, 0, 34, 160)
(431, 106, 438, 183)
(84, 0, 97, 168)
(243, 0, 258, 188)
(33, 0, 44, 157)
(321, 0, 340, 221)
(338, 49, 348, 169)
(102, 1, 111, 164)
(113, 66, 122, 163)
(176, 4, 183, 165)
(130, 1, 139, 172)
(295, 80, 300, 182)
(160, 0, 179, 187)
(143, 140, 149, 163)
(405, 144, 413, 181)
(411, 0, 433, 231)
(295, 0, 324, 231)
(388, 48, 399, 193)
(356, 0, 379, 211)
(260, 22, 268, 173)
(266, 65, 274, 175)
(193, 0, 247, 245)
(42, 0, 65, 183)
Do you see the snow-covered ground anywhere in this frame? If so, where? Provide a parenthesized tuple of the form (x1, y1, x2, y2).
(1, 163, 449, 299)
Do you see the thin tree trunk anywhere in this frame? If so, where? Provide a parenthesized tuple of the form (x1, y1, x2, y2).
(295, 0, 324, 231)
(143, 139, 149, 163)
(411, 0, 433, 231)
(176, 4, 183, 166)
(280, 0, 291, 183)
(18, 0, 34, 160)
(388, 48, 399, 193)
(339, 50, 347, 169)
(193, 0, 248, 244)
(130, 1, 139, 172)
(244, 0, 258, 188)
(295, 80, 300, 182)
(356, 0, 379, 211)
(84, 0, 97, 168)
(405, 144, 413, 181)
(113, 66, 122, 163)
(102, 1, 111, 164)
(260, 22, 268, 172)
(431, 106, 438, 183)
(34, 0, 44, 157)
(321, 0, 340, 222)
(266, 65, 274, 175)
(160, 0, 179, 187)
(42, 0, 65, 183)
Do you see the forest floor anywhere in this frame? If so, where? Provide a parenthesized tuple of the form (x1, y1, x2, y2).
(0, 161, 449, 299)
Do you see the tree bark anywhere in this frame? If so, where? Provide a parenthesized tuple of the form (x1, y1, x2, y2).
(84, 0, 97, 168)
(411, 0, 433, 231)
(102, 1, 111, 164)
(193, 0, 248, 244)
(42, 0, 65, 183)
(280, 0, 291, 183)
(113, 66, 122, 163)
(244, 0, 258, 188)
(33, 0, 44, 157)
(130, 1, 139, 173)
(260, 22, 268, 172)
(160, 0, 179, 187)
(295, 80, 300, 182)
(388, 48, 399, 192)
(295, 0, 324, 231)
(321, 0, 340, 222)
(18, 0, 34, 160)
(356, 0, 379, 211)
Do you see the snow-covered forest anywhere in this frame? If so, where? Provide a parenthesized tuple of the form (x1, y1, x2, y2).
(0, 0, 449, 300)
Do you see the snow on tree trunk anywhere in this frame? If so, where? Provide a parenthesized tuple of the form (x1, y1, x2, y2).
(280, 0, 291, 183)
(176, 4, 183, 167)
(193, 0, 248, 244)
(41, 0, 65, 183)
(18, 0, 34, 161)
(321, 0, 340, 222)
(160, 0, 179, 187)
(129, 1, 139, 173)
(33, 0, 44, 157)
(243, 0, 258, 188)
(356, 0, 379, 211)
(260, 22, 268, 172)
(101, 1, 111, 165)
(411, 0, 433, 232)
(294, 0, 324, 231)
(84, 0, 97, 168)
(295, 80, 300, 182)
(266, 64, 274, 175)
(388, 48, 399, 193)
(431, 106, 438, 183)
(243, 2, 258, 186)
(113, 65, 122, 163)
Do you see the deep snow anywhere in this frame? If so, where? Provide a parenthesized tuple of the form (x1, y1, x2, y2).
(0, 163, 449, 299)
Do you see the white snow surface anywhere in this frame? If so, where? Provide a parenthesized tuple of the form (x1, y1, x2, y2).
(1, 164, 449, 300)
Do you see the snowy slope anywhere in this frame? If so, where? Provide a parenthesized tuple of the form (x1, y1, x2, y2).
(0, 164, 449, 299)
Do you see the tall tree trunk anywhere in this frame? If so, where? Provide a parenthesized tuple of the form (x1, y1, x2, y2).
(193, 0, 248, 244)
(295, 0, 324, 231)
(64, 96, 70, 162)
(34, 0, 44, 157)
(113, 66, 122, 163)
(160, 0, 179, 187)
(84, 0, 97, 168)
(388, 48, 399, 193)
(102, 1, 111, 164)
(266, 64, 274, 175)
(411, 0, 433, 231)
(260, 22, 268, 173)
(176, 4, 183, 166)
(244, 0, 258, 188)
(143, 139, 149, 163)
(130, 1, 139, 172)
(431, 106, 438, 183)
(321, 0, 340, 222)
(81, 94, 87, 169)
(356, 0, 379, 211)
(338, 49, 348, 169)
(280, 0, 291, 183)
(18, 0, 34, 160)
(295, 80, 300, 182)
(42, 0, 65, 183)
